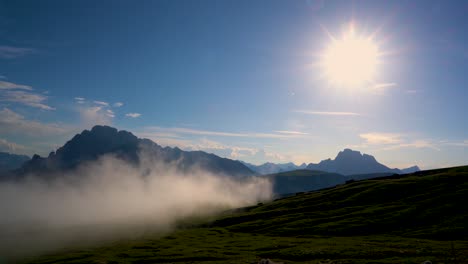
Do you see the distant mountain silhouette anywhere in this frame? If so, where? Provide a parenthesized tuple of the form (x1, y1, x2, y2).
(400, 165, 421, 174)
(0, 152, 30, 174)
(241, 161, 307, 175)
(17, 125, 254, 177)
(306, 148, 420, 175)
(241, 149, 419, 176)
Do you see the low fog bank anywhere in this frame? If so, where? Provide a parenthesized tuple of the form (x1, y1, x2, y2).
(0, 153, 272, 260)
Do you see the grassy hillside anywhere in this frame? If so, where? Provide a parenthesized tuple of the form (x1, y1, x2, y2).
(263, 169, 346, 195)
(23, 166, 468, 264)
(217, 166, 468, 239)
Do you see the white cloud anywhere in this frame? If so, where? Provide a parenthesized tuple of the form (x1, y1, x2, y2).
(372, 82, 397, 89)
(126, 113, 141, 118)
(0, 80, 54, 110)
(360, 132, 402, 145)
(0, 81, 32, 90)
(0, 138, 27, 153)
(113, 102, 124, 107)
(0, 46, 34, 59)
(360, 132, 439, 151)
(294, 110, 361, 116)
(0, 108, 67, 137)
(106, 109, 115, 118)
(74, 97, 86, 104)
(79, 106, 112, 126)
(275, 130, 309, 135)
(93, 101, 109, 107)
(0, 90, 55, 110)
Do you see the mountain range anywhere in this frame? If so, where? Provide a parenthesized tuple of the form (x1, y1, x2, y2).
(15, 125, 254, 178)
(1, 125, 419, 180)
(244, 149, 419, 175)
(240, 161, 307, 175)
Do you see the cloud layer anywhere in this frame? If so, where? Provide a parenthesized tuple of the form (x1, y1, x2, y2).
(0, 80, 54, 110)
(0, 108, 66, 137)
(294, 110, 361, 116)
(0, 154, 272, 260)
(359, 132, 440, 151)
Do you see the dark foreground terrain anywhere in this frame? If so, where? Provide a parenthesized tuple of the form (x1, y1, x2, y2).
(22, 166, 468, 263)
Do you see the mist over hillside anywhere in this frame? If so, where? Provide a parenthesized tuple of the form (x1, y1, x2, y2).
(0, 127, 271, 260)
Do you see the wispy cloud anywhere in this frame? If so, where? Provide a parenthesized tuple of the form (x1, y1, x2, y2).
(360, 132, 402, 145)
(440, 140, 468, 147)
(0, 80, 32, 90)
(106, 109, 115, 118)
(126, 113, 141, 118)
(135, 132, 288, 163)
(113, 102, 124, 107)
(275, 130, 309, 135)
(294, 110, 361, 116)
(360, 132, 439, 151)
(79, 106, 113, 126)
(93, 100, 109, 106)
(144, 126, 305, 139)
(372, 82, 397, 89)
(0, 90, 55, 110)
(0, 108, 67, 137)
(0, 46, 34, 59)
(156, 127, 248, 137)
(384, 140, 440, 151)
(0, 80, 54, 110)
(0, 138, 27, 153)
(74, 97, 85, 104)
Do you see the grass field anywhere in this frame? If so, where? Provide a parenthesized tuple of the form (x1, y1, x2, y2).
(21, 166, 468, 264)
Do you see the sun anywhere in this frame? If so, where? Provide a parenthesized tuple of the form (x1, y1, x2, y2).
(321, 24, 380, 87)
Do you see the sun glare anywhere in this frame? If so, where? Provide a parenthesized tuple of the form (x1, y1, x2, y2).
(321, 24, 380, 87)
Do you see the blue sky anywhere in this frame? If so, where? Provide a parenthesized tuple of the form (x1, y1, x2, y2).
(0, 0, 467, 169)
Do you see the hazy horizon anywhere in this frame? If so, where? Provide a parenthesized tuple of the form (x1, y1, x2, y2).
(1, 0, 467, 169)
